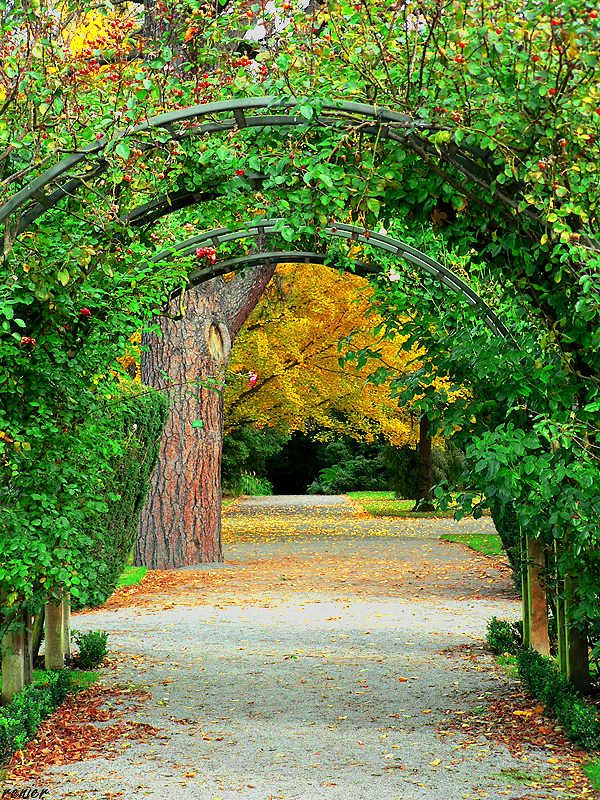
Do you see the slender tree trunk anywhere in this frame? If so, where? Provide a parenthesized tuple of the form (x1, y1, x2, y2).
(413, 413, 434, 511)
(136, 265, 275, 569)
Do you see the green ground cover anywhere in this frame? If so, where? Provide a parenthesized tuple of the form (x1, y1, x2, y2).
(116, 565, 147, 588)
(583, 760, 600, 790)
(441, 532, 505, 557)
(0, 667, 99, 694)
(347, 491, 455, 518)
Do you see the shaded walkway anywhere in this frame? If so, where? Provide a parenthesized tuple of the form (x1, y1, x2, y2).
(11, 495, 587, 799)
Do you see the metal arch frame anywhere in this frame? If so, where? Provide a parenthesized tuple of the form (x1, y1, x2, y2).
(154, 219, 508, 337)
(0, 95, 506, 335)
(0, 95, 456, 232)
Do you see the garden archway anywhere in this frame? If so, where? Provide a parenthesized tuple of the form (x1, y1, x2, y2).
(6, 94, 563, 684)
(0, 95, 507, 237)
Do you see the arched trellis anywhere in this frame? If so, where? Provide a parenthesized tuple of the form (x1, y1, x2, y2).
(0, 94, 576, 688)
(153, 218, 509, 337)
(0, 95, 491, 234)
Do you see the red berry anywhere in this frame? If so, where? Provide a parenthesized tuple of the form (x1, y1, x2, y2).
(20, 335, 37, 347)
(531, 54, 540, 62)
(79, 307, 92, 317)
(550, 17, 563, 26)
(458, 40, 467, 49)
(495, 27, 502, 34)
(548, 87, 557, 96)
(559, 138, 567, 148)
(589, 10, 599, 18)
(235, 168, 246, 176)
(538, 161, 546, 169)
(454, 54, 465, 64)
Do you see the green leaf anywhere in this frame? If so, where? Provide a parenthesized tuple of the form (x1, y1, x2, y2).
(115, 141, 130, 160)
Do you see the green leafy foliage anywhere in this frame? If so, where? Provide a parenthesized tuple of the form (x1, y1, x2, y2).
(0, 670, 72, 766)
(0, 0, 598, 679)
(517, 649, 600, 749)
(486, 617, 521, 655)
(116, 566, 147, 589)
(74, 630, 109, 670)
(235, 473, 273, 497)
(76, 391, 168, 609)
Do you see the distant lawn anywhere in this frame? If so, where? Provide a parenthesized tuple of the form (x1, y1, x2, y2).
(441, 532, 504, 557)
(347, 491, 456, 518)
(116, 565, 147, 588)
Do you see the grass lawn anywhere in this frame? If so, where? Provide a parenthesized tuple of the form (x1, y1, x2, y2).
(584, 760, 600, 790)
(116, 565, 147, 588)
(440, 532, 504, 557)
(347, 491, 456, 518)
(0, 667, 99, 694)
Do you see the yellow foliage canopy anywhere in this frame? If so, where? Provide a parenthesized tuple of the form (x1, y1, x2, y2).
(226, 263, 458, 446)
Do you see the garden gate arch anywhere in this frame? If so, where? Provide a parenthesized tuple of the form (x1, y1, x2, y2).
(3, 95, 561, 684)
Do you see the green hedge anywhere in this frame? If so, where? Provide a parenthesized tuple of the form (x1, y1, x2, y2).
(0, 670, 71, 766)
(516, 649, 600, 750)
(74, 389, 167, 609)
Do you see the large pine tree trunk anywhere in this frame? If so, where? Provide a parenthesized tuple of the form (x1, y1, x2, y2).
(135, 265, 275, 569)
(412, 413, 434, 511)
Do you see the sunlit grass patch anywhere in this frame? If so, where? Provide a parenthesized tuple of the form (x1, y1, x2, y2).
(347, 491, 455, 518)
(116, 565, 147, 588)
(441, 532, 504, 557)
(583, 760, 600, 790)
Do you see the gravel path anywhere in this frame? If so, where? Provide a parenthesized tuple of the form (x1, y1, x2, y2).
(17, 495, 576, 799)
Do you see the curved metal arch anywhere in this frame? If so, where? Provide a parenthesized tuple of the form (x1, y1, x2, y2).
(0, 96, 449, 232)
(155, 219, 508, 337)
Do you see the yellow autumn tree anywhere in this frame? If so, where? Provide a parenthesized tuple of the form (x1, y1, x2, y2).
(225, 263, 458, 445)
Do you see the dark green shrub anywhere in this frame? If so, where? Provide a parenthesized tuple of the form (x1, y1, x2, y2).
(0, 670, 73, 766)
(72, 390, 167, 610)
(517, 649, 600, 750)
(486, 617, 519, 654)
(75, 629, 108, 669)
(236, 472, 273, 496)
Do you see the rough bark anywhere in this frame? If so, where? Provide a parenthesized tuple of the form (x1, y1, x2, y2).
(44, 599, 65, 670)
(136, 265, 275, 569)
(525, 536, 550, 656)
(1, 615, 27, 704)
(412, 414, 434, 511)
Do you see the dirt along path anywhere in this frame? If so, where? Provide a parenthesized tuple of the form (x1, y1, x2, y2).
(6, 495, 595, 799)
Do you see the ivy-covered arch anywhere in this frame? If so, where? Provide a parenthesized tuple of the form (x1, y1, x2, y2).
(0, 95, 499, 236)
(154, 218, 508, 337)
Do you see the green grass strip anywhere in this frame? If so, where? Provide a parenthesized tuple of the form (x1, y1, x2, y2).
(583, 759, 600, 790)
(347, 491, 456, 518)
(441, 532, 504, 557)
(116, 565, 147, 588)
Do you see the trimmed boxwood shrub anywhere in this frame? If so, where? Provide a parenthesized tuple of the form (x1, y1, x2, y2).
(517, 649, 600, 750)
(74, 630, 108, 669)
(0, 670, 71, 766)
(486, 616, 520, 655)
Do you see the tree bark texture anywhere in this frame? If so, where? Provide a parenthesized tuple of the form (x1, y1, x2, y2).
(413, 414, 434, 511)
(44, 599, 65, 670)
(136, 265, 275, 569)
